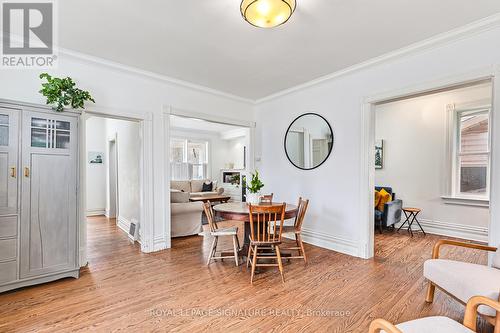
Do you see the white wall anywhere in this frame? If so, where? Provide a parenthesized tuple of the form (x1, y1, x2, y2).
(106, 118, 141, 231)
(375, 84, 491, 240)
(255, 25, 500, 257)
(226, 135, 247, 170)
(85, 116, 107, 215)
(0, 51, 254, 259)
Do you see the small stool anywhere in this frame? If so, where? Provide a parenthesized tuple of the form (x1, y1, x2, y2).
(397, 207, 426, 236)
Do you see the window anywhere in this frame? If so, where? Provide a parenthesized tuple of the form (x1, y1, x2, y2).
(31, 117, 70, 149)
(170, 138, 208, 180)
(450, 108, 490, 201)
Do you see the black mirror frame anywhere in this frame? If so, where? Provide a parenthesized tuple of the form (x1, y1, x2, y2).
(284, 112, 334, 171)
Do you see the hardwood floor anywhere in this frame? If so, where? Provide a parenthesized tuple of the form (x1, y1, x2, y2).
(0, 216, 492, 332)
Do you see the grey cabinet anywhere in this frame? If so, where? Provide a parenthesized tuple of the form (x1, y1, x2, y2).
(0, 107, 19, 287)
(0, 106, 79, 293)
(0, 108, 19, 216)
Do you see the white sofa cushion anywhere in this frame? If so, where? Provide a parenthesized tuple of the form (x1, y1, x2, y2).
(171, 180, 191, 193)
(170, 202, 203, 237)
(191, 179, 206, 193)
(191, 191, 219, 197)
(171, 191, 190, 203)
(424, 259, 500, 316)
(493, 246, 500, 269)
(391, 316, 474, 333)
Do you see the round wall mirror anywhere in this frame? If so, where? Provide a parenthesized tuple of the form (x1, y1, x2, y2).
(284, 113, 334, 170)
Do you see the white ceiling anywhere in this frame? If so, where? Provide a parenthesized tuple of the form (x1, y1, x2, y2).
(59, 1, 500, 100)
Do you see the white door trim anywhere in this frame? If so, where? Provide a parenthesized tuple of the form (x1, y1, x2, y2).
(359, 66, 497, 259)
(106, 135, 119, 219)
(80, 108, 154, 266)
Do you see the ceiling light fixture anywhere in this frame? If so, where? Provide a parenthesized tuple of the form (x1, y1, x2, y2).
(240, 0, 296, 28)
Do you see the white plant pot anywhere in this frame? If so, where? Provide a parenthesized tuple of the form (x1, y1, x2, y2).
(246, 192, 261, 204)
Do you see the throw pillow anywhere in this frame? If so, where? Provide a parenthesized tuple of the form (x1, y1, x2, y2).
(202, 181, 213, 192)
(374, 190, 381, 209)
(493, 246, 500, 269)
(377, 188, 392, 211)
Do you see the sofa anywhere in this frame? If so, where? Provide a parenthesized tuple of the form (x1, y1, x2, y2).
(171, 179, 224, 198)
(374, 186, 403, 233)
(170, 191, 204, 237)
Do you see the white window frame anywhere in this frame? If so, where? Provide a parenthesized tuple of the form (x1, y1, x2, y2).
(170, 137, 209, 180)
(443, 103, 491, 207)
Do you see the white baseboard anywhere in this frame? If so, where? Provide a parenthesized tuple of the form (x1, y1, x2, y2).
(153, 237, 168, 251)
(79, 246, 87, 267)
(117, 216, 143, 244)
(86, 208, 106, 216)
(395, 218, 488, 242)
(104, 209, 115, 218)
(116, 215, 130, 234)
(297, 228, 360, 257)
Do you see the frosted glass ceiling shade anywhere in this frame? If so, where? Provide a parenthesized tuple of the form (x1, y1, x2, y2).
(241, 0, 296, 28)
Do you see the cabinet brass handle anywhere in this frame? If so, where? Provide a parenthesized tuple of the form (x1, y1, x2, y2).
(24, 167, 29, 178)
(10, 167, 15, 178)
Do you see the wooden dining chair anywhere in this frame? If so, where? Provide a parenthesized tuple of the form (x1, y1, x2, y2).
(282, 198, 309, 263)
(260, 193, 274, 204)
(203, 202, 240, 267)
(246, 203, 286, 284)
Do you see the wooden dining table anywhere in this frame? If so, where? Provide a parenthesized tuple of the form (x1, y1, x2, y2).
(213, 202, 298, 256)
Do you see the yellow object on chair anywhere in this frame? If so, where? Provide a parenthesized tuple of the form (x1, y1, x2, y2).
(374, 190, 381, 208)
(377, 188, 392, 211)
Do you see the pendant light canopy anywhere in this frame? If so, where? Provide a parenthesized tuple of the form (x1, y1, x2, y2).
(240, 0, 296, 28)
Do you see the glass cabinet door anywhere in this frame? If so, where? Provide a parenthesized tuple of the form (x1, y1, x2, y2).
(20, 111, 78, 278)
(30, 117, 71, 149)
(0, 108, 19, 215)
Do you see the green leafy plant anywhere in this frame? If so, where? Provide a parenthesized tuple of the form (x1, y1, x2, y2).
(39, 73, 95, 112)
(246, 170, 264, 194)
(230, 174, 240, 185)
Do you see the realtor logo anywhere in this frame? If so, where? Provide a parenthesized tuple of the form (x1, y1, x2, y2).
(1, 1, 57, 68)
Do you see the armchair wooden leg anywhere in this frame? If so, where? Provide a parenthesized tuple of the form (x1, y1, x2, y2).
(232, 235, 239, 267)
(425, 282, 435, 303)
(250, 245, 258, 285)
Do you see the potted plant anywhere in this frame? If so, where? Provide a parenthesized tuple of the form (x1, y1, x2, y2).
(246, 170, 264, 204)
(39, 73, 95, 112)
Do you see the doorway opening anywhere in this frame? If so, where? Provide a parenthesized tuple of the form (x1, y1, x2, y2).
(107, 138, 118, 219)
(165, 110, 254, 246)
(367, 79, 493, 256)
(84, 115, 142, 264)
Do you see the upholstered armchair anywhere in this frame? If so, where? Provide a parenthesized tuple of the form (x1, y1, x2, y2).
(369, 295, 500, 333)
(424, 239, 500, 326)
(374, 186, 403, 233)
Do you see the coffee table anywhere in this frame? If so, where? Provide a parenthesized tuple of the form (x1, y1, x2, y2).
(189, 195, 231, 204)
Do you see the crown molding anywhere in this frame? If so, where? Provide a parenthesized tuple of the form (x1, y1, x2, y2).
(54, 13, 500, 106)
(59, 48, 255, 105)
(255, 13, 500, 104)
